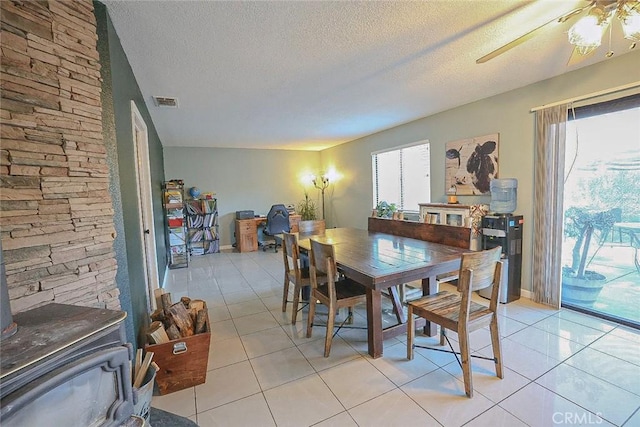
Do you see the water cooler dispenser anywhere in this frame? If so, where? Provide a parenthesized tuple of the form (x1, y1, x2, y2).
(478, 178, 522, 303)
(478, 214, 523, 303)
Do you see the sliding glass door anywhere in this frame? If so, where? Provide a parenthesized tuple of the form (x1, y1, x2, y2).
(561, 94, 640, 327)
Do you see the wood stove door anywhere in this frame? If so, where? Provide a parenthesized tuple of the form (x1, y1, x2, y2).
(0, 346, 133, 427)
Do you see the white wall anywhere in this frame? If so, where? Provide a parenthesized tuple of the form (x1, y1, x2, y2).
(321, 51, 640, 293)
(163, 147, 321, 247)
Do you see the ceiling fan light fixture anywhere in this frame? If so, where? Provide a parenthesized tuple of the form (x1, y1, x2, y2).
(568, 15, 605, 54)
(620, 7, 640, 42)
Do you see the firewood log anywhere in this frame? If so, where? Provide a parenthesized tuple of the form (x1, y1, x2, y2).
(147, 321, 170, 344)
(195, 308, 208, 334)
(180, 296, 191, 308)
(150, 308, 165, 323)
(168, 302, 194, 337)
(189, 300, 205, 324)
(166, 323, 181, 340)
(189, 299, 205, 312)
(161, 293, 173, 314)
(154, 288, 165, 311)
(134, 348, 143, 385)
(133, 351, 154, 388)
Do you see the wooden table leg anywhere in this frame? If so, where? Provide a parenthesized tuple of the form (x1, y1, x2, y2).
(388, 286, 406, 324)
(366, 288, 383, 358)
(421, 276, 438, 336)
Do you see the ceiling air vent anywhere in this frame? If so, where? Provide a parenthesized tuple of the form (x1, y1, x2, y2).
(153, 96, 178, 108)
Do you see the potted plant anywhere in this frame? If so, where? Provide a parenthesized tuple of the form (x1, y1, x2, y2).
(562, 207, 617, 305)
(297, 192, 325, 234)
(375, 201, 397, 219)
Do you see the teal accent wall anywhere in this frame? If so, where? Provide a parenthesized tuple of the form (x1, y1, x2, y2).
(95, 1, 167, 347)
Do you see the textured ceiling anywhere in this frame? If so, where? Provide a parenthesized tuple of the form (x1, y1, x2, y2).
(103, 0, 637, 151)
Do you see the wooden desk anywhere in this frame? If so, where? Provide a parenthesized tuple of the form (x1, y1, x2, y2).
(235, 215, 301, 252)
(297, 227, 466, 358)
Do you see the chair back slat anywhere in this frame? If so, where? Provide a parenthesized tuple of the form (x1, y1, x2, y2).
(309, 239, 335, 277)
(457, 246, 502, 292)
(282, 232, 298, 274)
(309, 239, 336, 300)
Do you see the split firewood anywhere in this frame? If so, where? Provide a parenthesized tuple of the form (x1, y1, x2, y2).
(161, 293, 173, 314)
(195, 308, 208, 334)
(189, 300, 205, 324)
(189, 299, 205, 312)
(180, 296, 191, 308)
(167, 302, 194, 337)
(154, 288, 165, 311)
(134, 348, 143, 385)
(150, 308, 165, 323)
(133, 351, 154, 389)
(147, 321, 170, 344)
(166, 323, 181, 340)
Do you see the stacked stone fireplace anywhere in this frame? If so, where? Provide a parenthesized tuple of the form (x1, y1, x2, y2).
(0, 0, 120, 313)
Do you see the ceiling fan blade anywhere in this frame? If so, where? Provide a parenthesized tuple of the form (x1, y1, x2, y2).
(476, 6, 590, 64)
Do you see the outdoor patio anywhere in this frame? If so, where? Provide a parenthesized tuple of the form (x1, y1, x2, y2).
(563, 242, 640, 325)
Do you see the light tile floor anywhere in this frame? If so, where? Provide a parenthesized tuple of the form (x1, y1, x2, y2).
(152, 250, 640, 427)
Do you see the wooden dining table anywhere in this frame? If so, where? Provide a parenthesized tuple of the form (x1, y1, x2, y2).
(296, 227, 467, 358)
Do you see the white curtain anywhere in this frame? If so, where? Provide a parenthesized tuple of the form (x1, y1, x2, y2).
(532, 104, 569, 308)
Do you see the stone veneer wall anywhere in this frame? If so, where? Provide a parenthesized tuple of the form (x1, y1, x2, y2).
(0, 0, 120, 313)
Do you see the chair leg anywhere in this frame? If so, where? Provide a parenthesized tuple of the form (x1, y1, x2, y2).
(282, 276, 290, 313)
(490, 314, 504, 379)
(407, 305, 414, 360)
(291, 282, 301, 325)
(306, 296, 316, 338)
(458, 327, 473, 398)
(440, 327, 446, 346)
(324, 300, 336, 357)
(399, 284, 406, 303)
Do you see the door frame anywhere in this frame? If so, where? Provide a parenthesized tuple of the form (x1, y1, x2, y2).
(131, 100, 159, 311)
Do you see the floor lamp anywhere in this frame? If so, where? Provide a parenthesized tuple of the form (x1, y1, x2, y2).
(312, 174, 329, 220)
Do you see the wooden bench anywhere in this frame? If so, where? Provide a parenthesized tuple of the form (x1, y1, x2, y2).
(367, 217, 471, 249)
(368, 217, 473, 301)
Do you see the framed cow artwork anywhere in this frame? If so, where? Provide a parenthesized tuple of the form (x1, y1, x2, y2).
(445, 133, 499, 195)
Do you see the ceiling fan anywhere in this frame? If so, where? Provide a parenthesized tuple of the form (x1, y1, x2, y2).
(477, 0, 640, 66)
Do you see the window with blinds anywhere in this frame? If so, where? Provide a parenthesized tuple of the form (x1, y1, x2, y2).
(372, 141, 430, 212)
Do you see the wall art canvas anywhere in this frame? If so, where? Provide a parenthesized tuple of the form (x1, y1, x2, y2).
(445, 133, 499, 195)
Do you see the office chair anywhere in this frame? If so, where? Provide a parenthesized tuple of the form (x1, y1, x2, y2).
(261, 204, 290, 252)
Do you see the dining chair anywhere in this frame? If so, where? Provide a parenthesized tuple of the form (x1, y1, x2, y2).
(406, 246, 503, 397)
(281, 232, 311, 325)
(307, 239, 367, 357)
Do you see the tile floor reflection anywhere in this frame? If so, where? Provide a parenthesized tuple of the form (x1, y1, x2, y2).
(152, 250, 640, 426)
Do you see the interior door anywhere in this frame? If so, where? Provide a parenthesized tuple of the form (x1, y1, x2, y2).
(131, 101, 159, 311)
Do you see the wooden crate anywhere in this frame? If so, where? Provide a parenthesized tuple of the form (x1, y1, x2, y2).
(145, 310, 211, 395)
